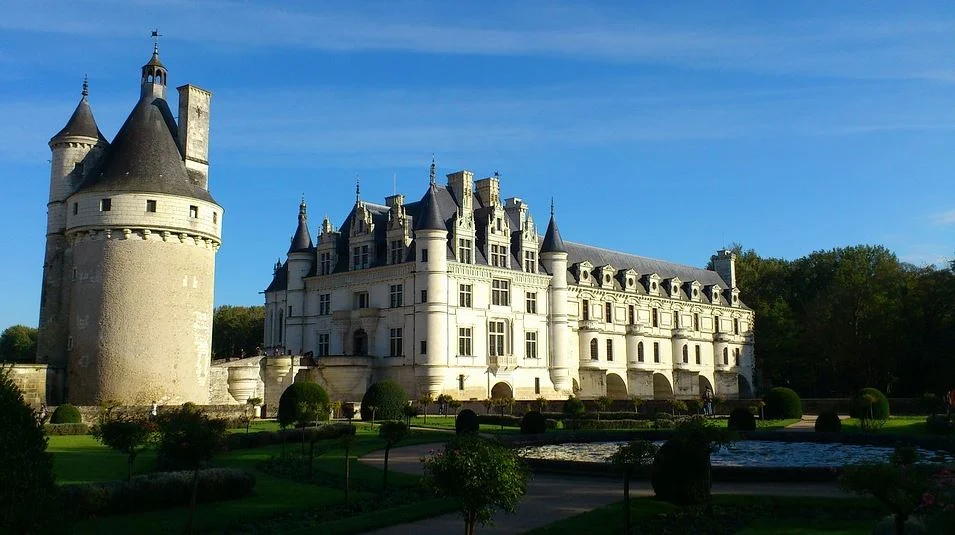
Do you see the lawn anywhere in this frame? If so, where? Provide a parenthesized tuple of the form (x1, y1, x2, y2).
(408, 415, 802, 432)
(839, 416, 928, 435)
(524, 495, 883, 535)
(50, 424, 457, 534)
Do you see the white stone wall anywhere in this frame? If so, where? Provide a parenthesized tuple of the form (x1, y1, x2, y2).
(67, 191, 222, 242)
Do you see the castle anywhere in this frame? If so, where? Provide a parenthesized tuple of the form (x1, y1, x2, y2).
(263, 164, 755, 403)
(35, 46, 221, 405)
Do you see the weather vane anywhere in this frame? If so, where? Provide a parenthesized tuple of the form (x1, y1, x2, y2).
(151, 29, 162, 53)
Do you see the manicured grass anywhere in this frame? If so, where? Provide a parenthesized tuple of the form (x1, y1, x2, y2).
(411, 415, 520, 433)
(48, 434, 157, 484)
(839, 416, 927, 435)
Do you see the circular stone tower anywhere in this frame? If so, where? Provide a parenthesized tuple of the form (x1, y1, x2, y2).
(56, 47, 222, 405)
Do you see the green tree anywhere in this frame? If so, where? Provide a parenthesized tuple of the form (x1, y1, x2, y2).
(436, 393, 454, 415)
(0, 325, 37, 362)
(211, 305, 264, 359)
(340, 427, 357, 504)
(419, 392, 434, 424)
(595, 395, 613, 420)
(379, 421, 408, 490)
(245, 397, 262, 433)
(92, 417, 154, 481)
(839, 446, 926, 535)
(422, 435, 529, 535)
(611, 440, 658, 534)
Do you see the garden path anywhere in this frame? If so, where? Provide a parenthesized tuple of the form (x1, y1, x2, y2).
(358, 442, 847, 535)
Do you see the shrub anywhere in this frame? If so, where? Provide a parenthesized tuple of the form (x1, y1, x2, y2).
(225, 424, 354, 450)
(51, 403, 82, 424)
(651, 438, 711, 505)
(360, 380, 408, 421)
(925, 415, 952, 435)
(0, 370, 58, 534)
(763, 387, 802, 420)
(564, 419, 652, 430)
(850, 387, 890, 420)
(563, 395, 585, 418)
(62, 468, 255, 517)
(685, 399, 703, 415)
(278, 382, 330, 428)
(727, 408, 756, 432)
(476, 414, 521, 427)
(456, 409, 479, 435)
(520, 411, 547, 434)
(44, 422, 90, 435)
(815, 411, 842, 433)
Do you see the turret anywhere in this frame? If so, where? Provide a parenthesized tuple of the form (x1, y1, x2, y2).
(285, 198, 314, 354)
(540, 201, 571, 393)
(140, 44, 167, 100)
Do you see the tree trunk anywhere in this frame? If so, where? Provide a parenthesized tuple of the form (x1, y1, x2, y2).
(187, 467, 200, 534)
(623, 473, 631, 534)
(383, 446, 390, 491)
(127, 454, 134, 482)
(465, 509, 476, 535)
(344, 444, 350, 505)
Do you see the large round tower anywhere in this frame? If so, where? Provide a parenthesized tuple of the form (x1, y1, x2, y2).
(54, 47, 222, 405)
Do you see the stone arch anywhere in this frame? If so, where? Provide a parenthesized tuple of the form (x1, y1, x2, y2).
(738, 374, 753, 398)
(652, 373, 673, 400)
(606, 373, 628, 400)
(491, 382, 513, 400)
(698, 375, 713, 397)
(353, 329, 368, 356)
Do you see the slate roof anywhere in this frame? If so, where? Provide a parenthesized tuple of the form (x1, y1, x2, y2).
(265, 261, 288, 293)
(540, 214, 566, 253)
(288, 203, 313, 254)
(50, 96, 108, 144)
(563, 241, 728, 288)
(413, 185, 446, 231)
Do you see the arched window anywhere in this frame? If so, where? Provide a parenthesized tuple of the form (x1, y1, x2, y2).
(723, 347, 729, 365)
(590, 338, 598, 360)
(637, 341, 644, 362)
(682, 345, 688, 363)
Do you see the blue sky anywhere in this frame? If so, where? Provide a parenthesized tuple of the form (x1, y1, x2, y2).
(2, 1, 954, 329)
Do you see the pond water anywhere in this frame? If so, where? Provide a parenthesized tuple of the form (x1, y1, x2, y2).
(518, 441, 955, 468)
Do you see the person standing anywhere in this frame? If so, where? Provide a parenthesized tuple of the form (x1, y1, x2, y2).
(704, 387, 714, 416)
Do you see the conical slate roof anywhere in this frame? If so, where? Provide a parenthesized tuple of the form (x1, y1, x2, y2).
(413, 184, 446, 231)
(540, 213, 566, 253)
(50, 95, 108, 144)
(77, 95, 214, 203)
(288, 200, 313, 253)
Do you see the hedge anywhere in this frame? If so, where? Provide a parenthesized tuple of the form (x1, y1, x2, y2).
(44, 423, 90, 436)
(520, 411, 548, 434)
(50, 404, 82, 424)
(727, 408, 756, 432)
(476, 414, 522, 427)
(226, 423, 354, 450)
(61, 467, 255, 517)
(563, 419, 653, 430)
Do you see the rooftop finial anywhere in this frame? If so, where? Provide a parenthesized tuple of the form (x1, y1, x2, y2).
(494, 170, 499, 178)
(151, 29, 162, 55)
(81, 74, 89, 97)
(299, 194, 307, 218)
(550, 197, 554, 216)
(429, 154, 436, 187)
(355, 175, 361, 202)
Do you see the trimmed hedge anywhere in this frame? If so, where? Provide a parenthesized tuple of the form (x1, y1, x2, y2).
(564, 419, 653, 430)
(520, 411, 547, 434)
(814, 411, 842, 433)
(360, 381, 408, 422)
(728, 408, 756, 432)
(51, 403, 82, 424)
(476, 414, 521, 427)
(849, 388, 890, 420)
(44, 423, 90, 436)
(277, 382, 330, 428)
(225, 423, 354, 450)
(61, 467, 255, 517)
(455, 409, 479, 434)
(763, 387, 802, 420)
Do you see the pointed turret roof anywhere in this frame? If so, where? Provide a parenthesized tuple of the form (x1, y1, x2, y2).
(414, 158, 446, 231)
(50, 78, 108, 144)
(540, 201, 566, 253)
(288, 198, 313, 253)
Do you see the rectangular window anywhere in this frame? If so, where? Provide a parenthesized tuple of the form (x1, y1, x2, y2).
(459, 284, 472, 308)
(525, 331, 538, 359)
(458, 374, 465, 391)
(694, 313, 700, 331)
(606, 339, 614, 361)
(67, 336, 73, 351)
(715, 317, 721, 333)
(734, 318, 740, 335)
(628, 305, 635, 325)
(353, 247, 360, 270)
(735, 348, 740, 366)
(421, 248, 429, 262)
(390, 240, 403, 264)
(695, 345, 701, 364)
(389, 328, 403, 357)
(73, 202, 78, 215)
(354, 292, 369, 309)
(146, 199, 157, 212)
(490, 244, 507, 267)
(523, 250, 536, 273)
(420, 340, 427, 354)
(189, 205, 198, 218)
(458, 328, 472, 356)
(605, 303, 612, 323)
(489, 321, 505, 356)
(651, 308, 658, 327)
(525, 292, 537, 314)
(534, 377, 540, 395)
(420, 290, 428, 303)
(317, 333, 329, 356)
(320, 253, 332, 275)
(318, 294, 330, 315)
(288, 305, 293, 316)
(389, 284, 403, 308)
(213, 212, 218, 224)
(673, 311, 680, 328)
(458, 239, 472, 264)
(582, 300, 590, 320)
(491, 279, 510, 306)
(100, 198, 111, 211)
(653, 342, 660, 363)
(360, 245, 369, 269)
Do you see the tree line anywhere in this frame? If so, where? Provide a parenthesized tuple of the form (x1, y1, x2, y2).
(731, 244, 955, 397)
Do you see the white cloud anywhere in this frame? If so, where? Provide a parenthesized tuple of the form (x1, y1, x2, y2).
(931, 210, 955, 225)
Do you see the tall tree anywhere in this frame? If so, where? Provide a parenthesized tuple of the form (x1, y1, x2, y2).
(0, 325, 38, 362)
(211, 305, 264, 359)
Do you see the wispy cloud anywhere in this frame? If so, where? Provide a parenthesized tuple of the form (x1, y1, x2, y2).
(931, 210, 955, 225)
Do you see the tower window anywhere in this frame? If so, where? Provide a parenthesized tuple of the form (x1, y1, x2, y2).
(66, 336, 73, 351)
(590, 338, 598, 360)
(606, 339, 614, 361)
(459, 374, 466, 391)
(421, 290, 428, 303)
(146, 199, 157, 212)
(534, 377, 541, 395)
(682, 345, 688, 363)
(421, 248, 429, 262)
(420, 340, 427, 354)
(637, 341, 644, 362)
(72, 202, 78, 215)
(189, 205, 198, 218)
(100, 198, 111, 211)
(213, 212, 218, 224)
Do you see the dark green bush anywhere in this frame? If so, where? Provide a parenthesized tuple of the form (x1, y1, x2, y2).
(564, 419, 652, 430)
(51, 403, 82, 424)
(685, 399, 703, 415)
(360, 380, 408, 421)
(225, 423, 354, 450)
(455, 409, 479, 434)
(727, 408, 756, 432)
(476, 414, 522, 427)
(563, 395, 586, 418)
(763, 387, 802, 419)
(0, 371, 58, 534)
(814, 411, 842, 433)
(652, 415, 676, 429)
(278, 382, 330, 428)
(925, 415, 952, 435)
(651, 438, 712, 505)
(44, 422, 90, 435)
(849, 387, 890, 420)
(61, 467, 255, 517)
(520, 411, 547, 434)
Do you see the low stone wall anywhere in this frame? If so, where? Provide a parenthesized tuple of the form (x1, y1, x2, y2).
(3, 363, 48, 408)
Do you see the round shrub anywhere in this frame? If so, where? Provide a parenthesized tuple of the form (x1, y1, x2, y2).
(520, 411, 547, 434)
(763, 387, 802, 420)
(563, 395, 585, 418)
(727, 408, 756, 432)
(849, 387, 890, 420)
(814, 411, 842, 433)
(277, 382, 330, 428)
(50, 403, 82, 424)
(360, 381, 408, 421)
(925, 415, 952, 435)
(651, 438, 712, 505)
(455, 409, 479, 435)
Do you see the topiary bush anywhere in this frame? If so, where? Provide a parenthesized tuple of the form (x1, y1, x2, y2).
(849, 387, 890, 420)
(277, 382, 330, 428)
(520, 411, 547, 434)
(44, 422, 90, 435)
(727, 408, 756, 432)
(51, 403, 82, 424)
(360, 381, 408, 421)
(455, 408, 479, 435)
(763, 387, 802, 420)
(815, 411, 842, 433)
(651, 438, 712, 505)
(925, 415, 952, 435)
